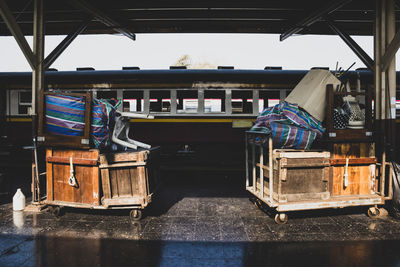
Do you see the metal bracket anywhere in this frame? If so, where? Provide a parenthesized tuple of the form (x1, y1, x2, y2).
(280, 0, 351, 41)
(68, 0, 135, 41)
(325, 18, 374, 71)
(44, 17, 92, 69)
(0, 0, 36, 69)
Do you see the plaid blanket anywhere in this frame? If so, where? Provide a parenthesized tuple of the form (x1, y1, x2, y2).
(249, 101, 325, 150)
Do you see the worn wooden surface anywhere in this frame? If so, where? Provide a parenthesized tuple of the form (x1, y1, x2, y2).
(100, 148, 160, 207)
(259, 150, 330, 202)
(46, 148, 100, 205)
(331, 143, 375, 196)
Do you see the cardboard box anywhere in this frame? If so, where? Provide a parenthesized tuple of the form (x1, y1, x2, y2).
(285, 69, 340, 122)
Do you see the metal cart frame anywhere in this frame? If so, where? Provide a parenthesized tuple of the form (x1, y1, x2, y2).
(245, 132, 393, 224)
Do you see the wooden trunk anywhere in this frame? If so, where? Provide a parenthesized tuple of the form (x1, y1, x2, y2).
(46, 148, 100, 206)
(259, 150, 331, 203)
(330, 143, 376, 196)
(99, 147, 160, 208)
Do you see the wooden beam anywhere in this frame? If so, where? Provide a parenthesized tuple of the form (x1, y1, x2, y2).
(68, 0, 135, 41)
(46, 156, 98, 166)
(0, 0, 36, 69)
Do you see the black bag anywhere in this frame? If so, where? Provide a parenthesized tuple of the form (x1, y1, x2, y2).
(333, 107, 350, 129)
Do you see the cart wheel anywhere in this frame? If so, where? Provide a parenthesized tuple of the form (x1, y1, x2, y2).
(274, 213, 288, 225)
(254, 199, 263, 209)
(50, 206, 62, 217)
(130, 209, 143, 221)
(367, 207, 380, 218)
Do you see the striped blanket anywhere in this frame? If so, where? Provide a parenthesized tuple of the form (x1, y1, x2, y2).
(45, 94, 86, 136)
(45, 94, 121, 149)
(249, 101, 325, 150)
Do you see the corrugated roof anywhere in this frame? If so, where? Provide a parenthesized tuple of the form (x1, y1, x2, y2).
(0, 0, 394, 36)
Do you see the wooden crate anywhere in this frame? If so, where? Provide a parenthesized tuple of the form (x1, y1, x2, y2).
(258, 149, 331, 202)
(330, 143, 376, 196)
(46, 148, 100, 206)
(99, 147, 160, 208)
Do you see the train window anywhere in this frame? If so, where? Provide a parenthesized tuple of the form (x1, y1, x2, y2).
(123, 91, 143, 112)
(232, 90, 252, 114)
(177, 90, 198, 113)
(259, 90, 280, 109)
(150, 90, 170, 113)
(97, 91, 117, 99)
(18, 91, 31, 115)
(205, 90, 225, 113)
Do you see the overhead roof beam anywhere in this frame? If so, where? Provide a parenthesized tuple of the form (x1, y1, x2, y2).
(280, 0, 352, 41)
(381, 28, 400, 71)
(68, 0, 135, 41)
(0, 0, 36, 69)
(325, 18, 374, 71)
(44, 17, 91, 69)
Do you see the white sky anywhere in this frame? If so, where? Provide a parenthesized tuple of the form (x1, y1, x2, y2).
(0, 33, 398, 72)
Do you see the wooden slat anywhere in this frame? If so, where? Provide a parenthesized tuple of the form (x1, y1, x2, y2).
(275, 151, 330, 159)
(99, 162, 146, 169)
(74, 150, 83, 203)
(46, 149, 54, 201)
(46, 156, 98, 166)
(99, 150, 148, 164)
(100, 155, 111, 200)
(110, 166, 119, 198)
(330, 157, 377, 166)
(256, 163, 270, 172)
(281, 162, 330, 168)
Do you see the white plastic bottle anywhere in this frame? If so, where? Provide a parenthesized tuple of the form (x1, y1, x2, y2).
(13, 188, 26, 211)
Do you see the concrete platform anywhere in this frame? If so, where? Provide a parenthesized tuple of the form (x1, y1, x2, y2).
(1, 176, 400, 266)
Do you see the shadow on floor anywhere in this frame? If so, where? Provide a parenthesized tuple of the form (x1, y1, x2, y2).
(2, 233, 400, 267)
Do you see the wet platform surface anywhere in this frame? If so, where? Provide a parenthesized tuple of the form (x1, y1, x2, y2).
(1, 177, 400, 266)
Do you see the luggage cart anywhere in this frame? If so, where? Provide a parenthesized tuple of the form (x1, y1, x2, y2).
(245, 132, 392, 224)
(45, 147, 160, 220)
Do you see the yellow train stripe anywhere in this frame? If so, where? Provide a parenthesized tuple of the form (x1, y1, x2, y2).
(7, 118, 31, 122)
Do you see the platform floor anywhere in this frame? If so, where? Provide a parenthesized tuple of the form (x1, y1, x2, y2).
(1, 175, 400, 266)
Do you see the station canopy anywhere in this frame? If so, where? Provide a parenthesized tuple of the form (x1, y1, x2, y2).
(0, 0, 398, 38)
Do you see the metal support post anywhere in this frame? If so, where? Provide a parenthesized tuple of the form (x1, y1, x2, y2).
(143, 90, 150, 114)
(170, 90, 177, 115)
(225, 89, 232, 115)
(252, 90, 259, 116)
(268, 137, 273, 204)
(198, 89, 205, 114)
(31, 0, 44, 204)
(260, 145, 264, 198)
(245, 133, 249, 187)
(374, 0, 397, 160)
(252, 143, 256, 192)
